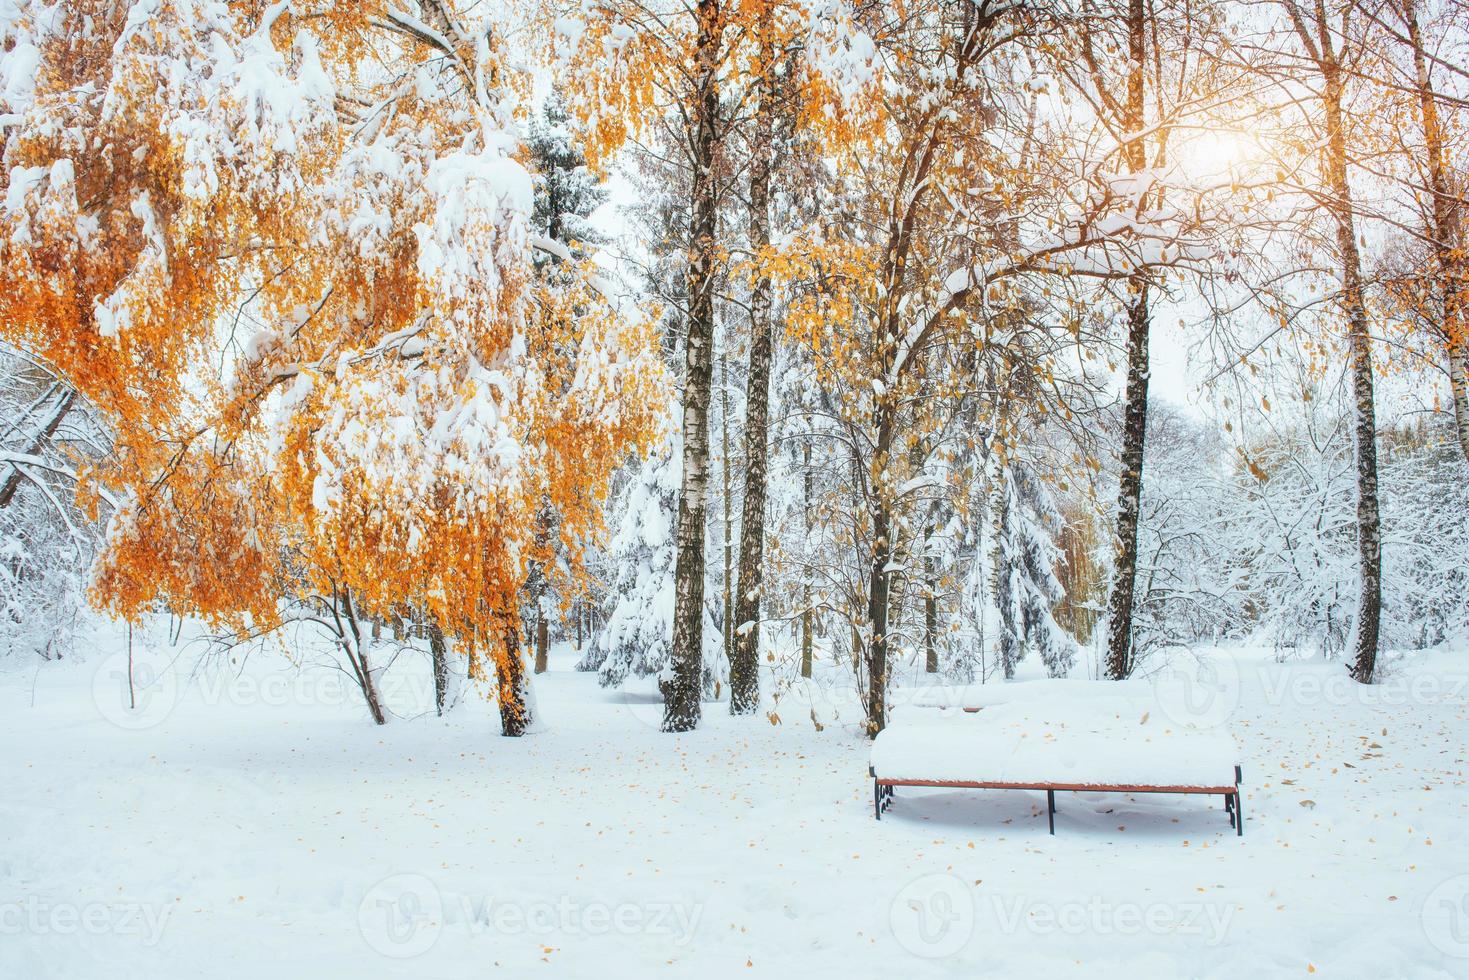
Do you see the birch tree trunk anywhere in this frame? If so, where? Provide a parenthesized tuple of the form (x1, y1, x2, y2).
(662, 0, 722, 732)
(721, 354, 735, 663)
(1323, 61, 1382, 684)
(1448, 344, 1469, 464)
(801, 442, 813, 679)
(729, 14, 777, 715)
(335, 586, 386, 726)
(1283, 0, 1383, 681)
(1103, 0, 1153, 681)
(924, 545, 938, 674)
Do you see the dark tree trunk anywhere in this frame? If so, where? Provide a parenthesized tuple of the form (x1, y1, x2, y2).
(336, 587, 386, 726)
(525, 508, 553, 676)
(800, 445, 813, 679)
(428, 619, 449, 717)
(1103, 0, 1152, 681)
(864, 416, 895, 736)
(354, 651, 386, 727)
(0, 388, 75, 509)
(1281, 1, 1383, 681)
(924, 511, 938, 674)
(861, 85, 948, 734)
(662, 0, 722, 733)
(801, 602, 813, 678)
(534, 612, 549, 674)
(498, 623, 530, 737)
(853, 5, 988, 732)
(1402, 0, 1469, 462)
(1103, 286, 1151, 679)
(730, 16, 777, 716)
(864, 511, 892, 734)
(1322, 63, 1382, 683)
(721, 354, 735, 661)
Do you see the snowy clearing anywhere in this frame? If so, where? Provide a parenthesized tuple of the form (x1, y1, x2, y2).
(4, 634, 1468, 978)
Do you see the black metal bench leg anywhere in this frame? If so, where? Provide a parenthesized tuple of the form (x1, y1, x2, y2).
(874, 780, 881, 820)
(1047, 789, 1055, 835)
(1234, 766, 1244, 837)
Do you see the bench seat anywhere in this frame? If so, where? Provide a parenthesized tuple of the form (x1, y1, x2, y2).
(868, 699, 1243, 835)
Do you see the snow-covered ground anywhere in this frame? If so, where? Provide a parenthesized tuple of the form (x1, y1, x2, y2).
(4, 628, 1468, 978)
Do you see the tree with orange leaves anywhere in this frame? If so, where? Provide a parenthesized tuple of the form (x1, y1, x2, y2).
(1374, 0, 1469, 462)
(774, 0, 1234, 732)
(0, 1, 664, 733)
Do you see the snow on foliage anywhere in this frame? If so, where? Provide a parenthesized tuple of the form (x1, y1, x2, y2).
(1130, 407, 1469, 660)
(593, 421, 723, 696)
(992, 460, 1076, 680)
(0, 3, 665, 733)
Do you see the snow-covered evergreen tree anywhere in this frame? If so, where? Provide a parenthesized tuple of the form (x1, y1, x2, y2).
(593, 432, 675, 686)
(592, 421, 724, 694)
(992, 460, 1076, 679)
(522, 88, 615, 671)
(526, 90, 608, 263)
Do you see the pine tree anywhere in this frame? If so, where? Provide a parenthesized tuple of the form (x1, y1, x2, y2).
(527, 90, 609, 263)
(522, 91, 614, 675)
(596, 432, 679, 687)
(993, 461, 1076, 680)
(595, 424, 723, 695)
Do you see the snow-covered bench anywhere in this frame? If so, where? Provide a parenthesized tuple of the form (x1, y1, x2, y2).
(868, 699, 1244, 836)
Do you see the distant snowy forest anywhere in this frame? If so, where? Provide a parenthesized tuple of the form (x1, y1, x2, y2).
(2, 0, 1468, 736)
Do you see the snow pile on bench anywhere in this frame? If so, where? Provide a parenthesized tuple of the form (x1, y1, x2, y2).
(870, 695, 1239, 790)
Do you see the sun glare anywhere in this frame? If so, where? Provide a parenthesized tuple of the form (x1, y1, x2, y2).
(1175, 126, 1267, 182)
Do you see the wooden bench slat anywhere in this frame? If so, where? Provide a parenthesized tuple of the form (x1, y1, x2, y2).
(875, 778, 1236, 795)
